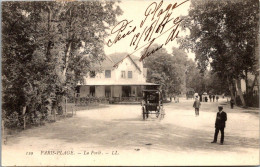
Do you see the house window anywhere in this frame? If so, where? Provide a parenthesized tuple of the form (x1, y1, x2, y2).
(90, 71, 96, 78)
(105, 70, 111, 78)
(128, 71, 132, 78)
(121, 71, 126, 78)
(90, 86, 95, 96)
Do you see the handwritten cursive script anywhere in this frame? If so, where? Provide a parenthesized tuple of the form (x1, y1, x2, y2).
(107, 0, 189, 61)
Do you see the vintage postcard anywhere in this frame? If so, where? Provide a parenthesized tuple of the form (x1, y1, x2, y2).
(1, 0, 259, 166)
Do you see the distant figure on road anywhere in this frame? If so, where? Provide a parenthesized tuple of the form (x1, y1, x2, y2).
(230, 99, 235, 109)
(212, 95, 215, 102)
(193, 96, 201, 116)
(175, 95, 179, 103)
(209, 94, 212, 102)
(211, 106, 227, 145)
(216, 95, 219, 102)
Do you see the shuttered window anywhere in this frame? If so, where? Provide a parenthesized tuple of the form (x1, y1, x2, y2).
(128, 71, 132, 78)
(105, 70, 111, 78)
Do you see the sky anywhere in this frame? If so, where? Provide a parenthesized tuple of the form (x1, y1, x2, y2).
(104, 0, 195, 61)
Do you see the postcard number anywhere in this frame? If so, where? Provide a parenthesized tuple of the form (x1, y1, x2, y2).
(26, 152, 33, 155)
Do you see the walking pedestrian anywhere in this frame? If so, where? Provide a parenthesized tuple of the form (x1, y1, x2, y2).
(212, 95, 215, 102)
(216, 95, 219, 102)
(176, 96, 179, 103)
(193, 96, 201, 116)
(230, 99, 234, 109)
(211, 106, 227, 145)
(209, 94, 212, 102)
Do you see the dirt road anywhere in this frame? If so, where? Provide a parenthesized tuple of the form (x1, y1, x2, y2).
(2, 98, 259, 166)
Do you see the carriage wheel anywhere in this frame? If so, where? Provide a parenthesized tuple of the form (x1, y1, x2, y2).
(142, 107, 146, 120)
(156, 110, 160, 118)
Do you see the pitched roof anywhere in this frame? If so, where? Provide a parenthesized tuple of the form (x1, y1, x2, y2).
(91, 53, 141, 71)
(91, 56, 114, 70)
(111, 53, 141, 72)
(108, 52, 139, 63)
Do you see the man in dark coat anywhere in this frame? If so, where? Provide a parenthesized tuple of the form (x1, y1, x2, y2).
(211, 106, 227, 145)
(212, 95, 215, 102)
(230, 99, 234, 109)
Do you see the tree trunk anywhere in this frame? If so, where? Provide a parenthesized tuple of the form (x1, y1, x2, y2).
(227, 77, 236, 103)
(245, 69, 248, 94)
(62, 41, 72, 77)
(46, 5, 52, 60)
(52, 102, 57, 122)
(2, 117, 5, 143)
(250, 74, 257, 93)
(22, 106, 26, 130)
(65, 95, 67, 118)
(53, 108, 56, 121)
(235, 79, 246, 107)
(62, 8, 73, 78)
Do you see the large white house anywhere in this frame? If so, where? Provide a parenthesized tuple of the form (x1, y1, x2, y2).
(77, 53, 158, 102)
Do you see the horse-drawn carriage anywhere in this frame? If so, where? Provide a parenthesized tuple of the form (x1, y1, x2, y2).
(141, 90, 165, 120)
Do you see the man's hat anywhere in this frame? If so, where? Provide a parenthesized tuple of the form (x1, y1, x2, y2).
(218, 105, 223, 109)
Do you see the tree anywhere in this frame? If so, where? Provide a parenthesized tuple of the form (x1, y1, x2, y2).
(206, 72, 230, 95)
(2, 1, 122, 128)
(178, 0, 259, 106)
(143, 45, 191, 97)
(171, 47, 189, 94)
(143, 44, 174, 97)
(185, 60, 205, 94)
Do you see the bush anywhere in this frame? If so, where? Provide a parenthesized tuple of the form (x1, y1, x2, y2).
(235, 93, 259, 107)
(244, 94, 259, 107)
(4, 112, 21, 129)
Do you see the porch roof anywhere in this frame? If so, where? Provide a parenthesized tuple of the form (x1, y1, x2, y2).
(79, 82, 159, 86)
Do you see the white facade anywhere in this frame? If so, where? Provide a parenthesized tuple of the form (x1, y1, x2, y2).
(78, 54, 155, 99)
(83, 56, 146, 86)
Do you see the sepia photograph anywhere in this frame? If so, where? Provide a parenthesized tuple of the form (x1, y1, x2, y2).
(1, 0, 259, 166)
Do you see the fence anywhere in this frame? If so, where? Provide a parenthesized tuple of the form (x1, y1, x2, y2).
(75, 96, 143, 105)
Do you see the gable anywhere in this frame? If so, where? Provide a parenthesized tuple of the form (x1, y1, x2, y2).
(114, 56, 142, 73)
(113, 55, 141, 72)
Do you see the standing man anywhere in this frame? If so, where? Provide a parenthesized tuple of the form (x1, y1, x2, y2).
(209, 94, 212, 102)
(193, 96, 201, 116)
(230, 98, 234, 109)
(199, 94, 202, 102)
(211, 106, 227, 145)
(212, 95, 215, 102)
(216, 95, 219, 102)
(205, 96, 208, 102)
